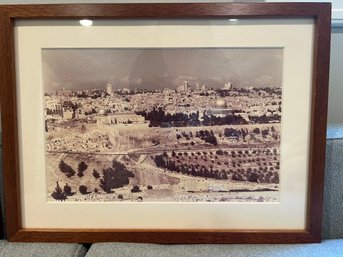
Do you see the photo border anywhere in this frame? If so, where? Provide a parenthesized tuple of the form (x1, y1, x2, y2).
(0, 3, 331, 243)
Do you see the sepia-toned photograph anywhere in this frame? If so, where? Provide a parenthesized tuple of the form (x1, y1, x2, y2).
(43, 48, 283, 202)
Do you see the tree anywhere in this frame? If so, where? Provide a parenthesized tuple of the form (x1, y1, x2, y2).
(247, 172, 259, 183)
(224, 128, 239, 138)
(100, 160, 134, 193)
(63, 183, 75, 196)
(261, 129, 269, 138)
(93, 169, 100, 179)
(154, 155, 166, 168)
(221, 171, 228, 180)
(59, 160, 75, 178)
(204, 134, 218, 146)
(77, 161, 88, 177)
(51, 181, 67, 201)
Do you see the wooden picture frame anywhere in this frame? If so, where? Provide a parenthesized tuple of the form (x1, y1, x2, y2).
(0, 3, 331, 243)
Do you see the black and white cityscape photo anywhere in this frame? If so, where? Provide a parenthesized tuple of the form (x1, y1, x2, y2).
(43, 48, 283, 202)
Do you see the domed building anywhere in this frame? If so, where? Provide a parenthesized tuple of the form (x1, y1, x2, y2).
(98, 109, 106, 115)
(206, 98, 233, 118)
(215, 99, 227, 108)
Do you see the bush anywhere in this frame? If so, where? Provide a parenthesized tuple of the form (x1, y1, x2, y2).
(93, 169, 100, 179)
(118, 194, 123, 199)
(147, 185, 153, 190)
(216, 150, 224, 155)
(63, 183, 75, 196)
(131, 185, 141, 193)
(79, 185, 90, 195)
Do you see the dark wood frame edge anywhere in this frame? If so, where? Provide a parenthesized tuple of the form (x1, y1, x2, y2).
(10, 229, 316, 244)
(0, 3, 331, 243)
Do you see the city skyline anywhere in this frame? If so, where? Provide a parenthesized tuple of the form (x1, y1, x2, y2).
(42, 48, 283, 93)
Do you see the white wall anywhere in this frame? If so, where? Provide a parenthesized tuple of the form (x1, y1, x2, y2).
(328, 28, 343, 124)
(266, 0, 343, 20)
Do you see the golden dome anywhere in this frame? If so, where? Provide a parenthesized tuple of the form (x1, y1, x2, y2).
(215, 99, 227, 108)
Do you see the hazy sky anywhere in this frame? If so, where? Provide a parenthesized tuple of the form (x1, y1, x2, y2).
(42, 48, 283, 93)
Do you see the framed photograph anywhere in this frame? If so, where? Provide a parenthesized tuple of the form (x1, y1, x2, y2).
(0, 3, 331, 243)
